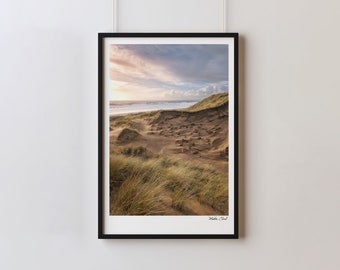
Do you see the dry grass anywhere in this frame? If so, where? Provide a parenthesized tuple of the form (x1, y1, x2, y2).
(110, 146, 228, 215)
(184, 93, 228, 112)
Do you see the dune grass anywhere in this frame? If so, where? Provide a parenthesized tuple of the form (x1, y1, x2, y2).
(185, 93, 228, 112)
(109, 94, 229, 215)
(110, 146, 228, 215)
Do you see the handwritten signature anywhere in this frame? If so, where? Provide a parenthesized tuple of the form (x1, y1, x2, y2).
(208, 216, 228, 221)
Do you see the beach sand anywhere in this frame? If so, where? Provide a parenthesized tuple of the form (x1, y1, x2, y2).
(109, 93, 229, 215)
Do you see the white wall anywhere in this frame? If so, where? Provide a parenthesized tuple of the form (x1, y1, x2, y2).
(1, 0, 339, 269)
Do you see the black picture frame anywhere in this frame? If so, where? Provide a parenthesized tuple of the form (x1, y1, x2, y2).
(99, 33, 239, 239)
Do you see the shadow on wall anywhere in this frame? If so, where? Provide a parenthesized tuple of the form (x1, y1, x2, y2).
(238, 35, 246, 239)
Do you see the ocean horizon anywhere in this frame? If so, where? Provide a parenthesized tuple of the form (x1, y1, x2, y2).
(109, 100, 198, 115)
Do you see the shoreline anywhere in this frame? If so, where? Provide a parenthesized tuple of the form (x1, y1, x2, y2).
(109, 100, 198, 116)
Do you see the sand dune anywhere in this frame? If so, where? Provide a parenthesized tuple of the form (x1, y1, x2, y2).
(109, 93, 229, 215)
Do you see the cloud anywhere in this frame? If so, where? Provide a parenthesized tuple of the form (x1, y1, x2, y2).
(110, 45, 181, 86)
(127, 44, 229, 83)
(161, 81, 228, 100)
(109, 44, 229, 100)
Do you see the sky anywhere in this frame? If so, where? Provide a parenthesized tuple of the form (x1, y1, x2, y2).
(109, 44, 229, 101)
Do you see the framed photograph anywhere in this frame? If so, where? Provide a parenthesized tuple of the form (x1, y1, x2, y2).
(98, 33, 238, 238)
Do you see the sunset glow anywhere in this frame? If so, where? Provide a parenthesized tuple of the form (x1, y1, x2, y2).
(109, 44, 229, 101)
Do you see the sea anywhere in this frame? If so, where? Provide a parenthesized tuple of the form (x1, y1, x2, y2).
(109, 100, 198, 116)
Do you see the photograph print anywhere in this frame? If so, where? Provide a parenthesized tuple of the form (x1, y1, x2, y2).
(99, 33, 238, 238)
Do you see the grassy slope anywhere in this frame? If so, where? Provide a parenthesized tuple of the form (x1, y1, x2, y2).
(110, 92, 228, 126)
(184, 92, 228, 112)
(110, 147, 228, 215)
